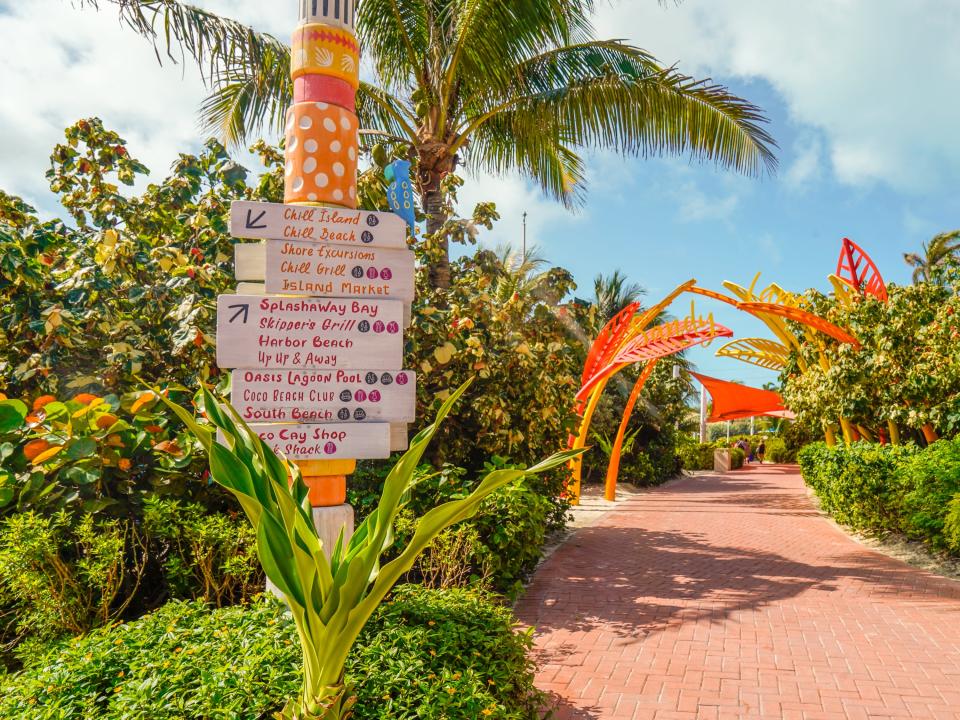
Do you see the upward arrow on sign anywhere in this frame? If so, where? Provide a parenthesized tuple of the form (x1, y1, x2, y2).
(227, 303, 250, 324)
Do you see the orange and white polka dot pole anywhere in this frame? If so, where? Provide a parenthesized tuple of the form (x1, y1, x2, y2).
(285, 0, 361, 507)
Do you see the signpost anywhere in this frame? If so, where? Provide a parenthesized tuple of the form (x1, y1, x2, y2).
(238, 422, 390, 460)
(230, 201, 407, 248)
(231, 369, 416, 423)
(235, 240, 415, 301)
(216, 0, 415, 560)
(216, 295, 404, 370)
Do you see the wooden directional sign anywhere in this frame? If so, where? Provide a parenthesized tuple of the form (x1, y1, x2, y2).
(231, 369, 416, 423)
(234, 240, 415, 301)
(230, 201, 407, 249)
(216, 295, 404, 370)
(239, 422, 392, 460)
(232, 281, 412, 327)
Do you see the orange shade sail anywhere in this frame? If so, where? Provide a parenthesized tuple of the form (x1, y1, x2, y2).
(691, 372, 795, 422)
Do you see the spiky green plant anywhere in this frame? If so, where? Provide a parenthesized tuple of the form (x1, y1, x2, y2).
(158, 381, 579, 719)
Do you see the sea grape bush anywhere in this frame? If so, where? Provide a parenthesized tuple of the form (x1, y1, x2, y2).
(798, 440, 960, 553)
(0, 389, 219, 520)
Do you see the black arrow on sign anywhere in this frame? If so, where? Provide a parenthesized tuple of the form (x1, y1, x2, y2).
(245, 209, 268, 230)
(227, 304, 250, 324)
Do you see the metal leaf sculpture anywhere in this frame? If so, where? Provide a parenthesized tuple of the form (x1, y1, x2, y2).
(836, 237, 888, 302)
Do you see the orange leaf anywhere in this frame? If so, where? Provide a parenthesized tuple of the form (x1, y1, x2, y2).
(23, 439, 51, 461)
(32, 444, 64, 464)
(131, 392, 156, 414)
(145, 425, 163, 433)
(25, 412, 46, 427)
(154, 440, 184, 457)
(105, 434, 125, 447)
(95, 413, 119, 429)
(33, 395, 56, 411)
(74, 393, 100, 406)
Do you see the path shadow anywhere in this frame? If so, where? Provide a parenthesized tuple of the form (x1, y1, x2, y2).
(518, 510, 960, 645)
(540, 693, 601, 719)
(517, 526, 839, 641)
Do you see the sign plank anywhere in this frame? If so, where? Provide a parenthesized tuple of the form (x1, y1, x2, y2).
(232, 281, 412, 327)
(216, 295, 404, 370)
(237, 422, 392, 460)
(238, 240, 415, 301)
(230, 369, 416, 423)
(230, 200, 407, 248)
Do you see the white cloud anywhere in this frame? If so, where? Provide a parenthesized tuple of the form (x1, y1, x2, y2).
(594, 0, 960, 193)
(455, 170, 577, 257)
(673, 180, 740, 222)
(784, 134, 823, 189)
(0, 0, 276, 213)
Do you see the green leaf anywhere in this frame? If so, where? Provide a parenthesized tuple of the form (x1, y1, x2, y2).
(62, 465, 99, 486)
(0, 400, 28, 433)
(256, 512, 306, 609)
(65, 437, 97, 460)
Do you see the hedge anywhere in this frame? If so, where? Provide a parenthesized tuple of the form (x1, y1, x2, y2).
(798, 439, 960, 552)
(0, 585, 544, 720)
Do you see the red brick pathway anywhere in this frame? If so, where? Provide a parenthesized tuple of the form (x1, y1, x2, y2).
(516, 465, 960, 719)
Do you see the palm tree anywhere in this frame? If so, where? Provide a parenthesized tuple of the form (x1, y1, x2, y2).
(904, 230, 960, 284)
(592, 270, 646, 323)
(81, 0, 778, 289)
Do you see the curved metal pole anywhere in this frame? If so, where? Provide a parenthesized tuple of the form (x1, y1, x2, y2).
(605, 361, 658, 501)
(568, 377, 610, 505)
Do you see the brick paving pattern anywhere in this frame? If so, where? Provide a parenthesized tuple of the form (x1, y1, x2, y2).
(516, 465, 960, 719)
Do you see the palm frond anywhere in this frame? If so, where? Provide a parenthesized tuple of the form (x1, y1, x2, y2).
(594, 270, 646, 321)
(452, 39, 775, 179)
(199, 47, 291, 145)
(466, 111, 586, 206)
(78, 0, 284, 78)
(355, 83, 419, 144)
(356, 0, 431, 91)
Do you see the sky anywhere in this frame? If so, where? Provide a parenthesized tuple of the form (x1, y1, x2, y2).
(1, 0, 958, 386)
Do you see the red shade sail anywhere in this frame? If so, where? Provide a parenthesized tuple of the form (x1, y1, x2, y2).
(691, 372, 795, 422)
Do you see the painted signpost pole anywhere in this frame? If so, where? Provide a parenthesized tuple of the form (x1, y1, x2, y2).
(286, 0, 362, 518)
(217, 0, 415, 557)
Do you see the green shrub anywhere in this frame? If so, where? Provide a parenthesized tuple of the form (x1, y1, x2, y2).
(353, 460, 557, 597)
(0, 391, 224, 522)
(0, 511, 144, 641)
(0, 597, 297, 719)
(141, 497, 261, 606)
(471, 479, 551, 598)
(730, 447, 745, 469)
(0, 586, 544, 720)
(898, 439, 960, 547)
(351, 585, 543, 719)
(620, 450, 656, 485)
(678, 441, 714, 471)
(799, 442, 919, 531)
(942, 495, 960, 553)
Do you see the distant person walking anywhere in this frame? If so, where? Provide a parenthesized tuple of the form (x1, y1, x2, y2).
(756, 438, 767, 464)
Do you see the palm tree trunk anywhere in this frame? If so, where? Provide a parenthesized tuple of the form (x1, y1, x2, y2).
(415, 140, 456, 290)
(423, 185, 451, 289)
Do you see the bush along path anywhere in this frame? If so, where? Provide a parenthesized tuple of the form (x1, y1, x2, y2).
(516, 464, 960, 719)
